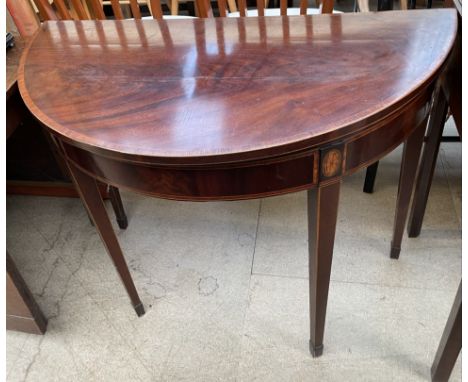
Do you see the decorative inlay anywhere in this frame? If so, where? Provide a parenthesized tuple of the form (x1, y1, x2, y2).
(321, 149, 342, 178)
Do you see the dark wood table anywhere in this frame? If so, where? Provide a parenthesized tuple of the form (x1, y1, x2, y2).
(18, 10, 457, 357)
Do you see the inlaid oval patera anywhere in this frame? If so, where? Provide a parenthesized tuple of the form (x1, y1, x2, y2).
(321, 149, 342, 178)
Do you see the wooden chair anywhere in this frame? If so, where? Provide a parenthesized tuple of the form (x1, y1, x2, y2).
(31, 0, 195, 20)
(202, 0, 335, 17)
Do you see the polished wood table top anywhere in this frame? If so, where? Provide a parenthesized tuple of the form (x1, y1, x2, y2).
(18, 10, 457, 358)
(20, 10, 456, 165)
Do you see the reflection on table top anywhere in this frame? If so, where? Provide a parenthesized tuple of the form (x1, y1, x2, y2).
(19, 10, 457, 163)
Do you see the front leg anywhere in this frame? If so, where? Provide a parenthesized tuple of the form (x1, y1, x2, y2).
(66, 160, 145, 317)
(308, 181, 341, 357)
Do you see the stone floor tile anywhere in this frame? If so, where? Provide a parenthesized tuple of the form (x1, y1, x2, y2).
(236, 275, 461, 381)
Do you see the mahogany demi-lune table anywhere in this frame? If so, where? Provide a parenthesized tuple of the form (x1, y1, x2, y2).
(18, 10, 457, 357)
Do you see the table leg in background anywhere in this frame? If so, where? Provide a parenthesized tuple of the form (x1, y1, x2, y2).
(109, 185, 128, 229)
(407, 85, 448, 238)
(363, 161, 379, 194)
(390, 117, 426, 259)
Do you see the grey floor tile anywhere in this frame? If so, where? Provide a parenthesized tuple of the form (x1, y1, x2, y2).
(6, 269, 155, 382)
(88, 198, 260, 381)
(7, 195, 261, 381)
(236, 275, 461, 381)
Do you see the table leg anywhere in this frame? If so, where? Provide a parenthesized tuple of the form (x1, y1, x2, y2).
(407, 86, 448, 238)
(390, 118, 426, 259)
(431, 281, 461, 382)
(308, 181, 341, 357)
(109, 185, 128, 229)
(66, 161, 145, 317)
(363, 161, 379, 194)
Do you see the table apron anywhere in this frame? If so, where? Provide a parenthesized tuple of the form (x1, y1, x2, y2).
(61, 144, 319, 200)
(59, 87, 432, 201)
(344, 86, 432, 176)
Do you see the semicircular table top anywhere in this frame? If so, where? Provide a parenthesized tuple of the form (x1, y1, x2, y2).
(18, 10, 457, 164)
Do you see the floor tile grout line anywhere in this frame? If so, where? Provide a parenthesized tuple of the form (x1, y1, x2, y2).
(251, 271, 459, 292)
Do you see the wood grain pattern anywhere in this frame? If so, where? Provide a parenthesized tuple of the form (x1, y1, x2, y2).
(61, 142, 318, 200)
(19, 12, 457, 167)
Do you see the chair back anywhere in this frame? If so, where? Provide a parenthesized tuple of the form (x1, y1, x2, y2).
(31, 0, 166, 20)
(199, 0, 334, 17)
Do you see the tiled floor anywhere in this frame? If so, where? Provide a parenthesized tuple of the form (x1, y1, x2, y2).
(6, 121, 461, 381)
